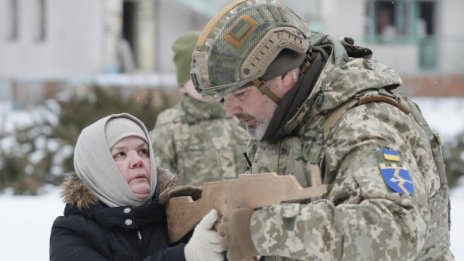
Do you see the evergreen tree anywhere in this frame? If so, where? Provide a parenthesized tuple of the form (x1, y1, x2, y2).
(444, 131, 464, 187)
(0, 86, 177, 194)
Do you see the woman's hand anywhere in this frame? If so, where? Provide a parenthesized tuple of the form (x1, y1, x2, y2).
(184, 209, 225, 261)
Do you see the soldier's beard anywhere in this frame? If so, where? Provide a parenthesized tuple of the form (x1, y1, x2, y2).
(241, 99, 277, 140)
(246, 116, 271, 140)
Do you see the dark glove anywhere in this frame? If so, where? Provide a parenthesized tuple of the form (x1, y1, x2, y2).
(158, 185, 202, 205)
(217, 208, 258, 261)
(340, 36, 372, 58)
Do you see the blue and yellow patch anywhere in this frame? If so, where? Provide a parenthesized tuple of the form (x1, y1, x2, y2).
(377, 148, 414, 196)
(383, 148, 401, 162)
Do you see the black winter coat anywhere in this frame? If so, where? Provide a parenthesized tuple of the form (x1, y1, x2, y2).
(50, 172, 186, 261)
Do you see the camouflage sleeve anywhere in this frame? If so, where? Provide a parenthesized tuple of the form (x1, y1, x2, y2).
(150, 117, 178, 174)
(249, 103, 431, 260)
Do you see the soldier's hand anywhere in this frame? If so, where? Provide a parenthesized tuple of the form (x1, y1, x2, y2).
(217, 207, 258, 261)
(158, 185, 202, 205)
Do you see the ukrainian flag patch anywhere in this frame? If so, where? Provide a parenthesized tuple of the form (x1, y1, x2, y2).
(377, 148, 414, 196)
(383, 148, 401, 161)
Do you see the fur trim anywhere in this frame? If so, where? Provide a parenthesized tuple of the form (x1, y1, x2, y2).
(157, 167, 181, 193)
(62, 168, 178, 209)
(61, 172, 99, 209)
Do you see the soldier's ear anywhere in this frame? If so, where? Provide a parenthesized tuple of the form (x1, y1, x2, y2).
(179, 85, 187, 94)
(281, 69, 298, 91)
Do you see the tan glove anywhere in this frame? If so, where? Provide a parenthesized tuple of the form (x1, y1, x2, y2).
(217, 208, 259, 261)
(158, 185, 202, 205)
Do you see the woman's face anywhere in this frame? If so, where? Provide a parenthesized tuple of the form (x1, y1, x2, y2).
(110, 136, 151, 200)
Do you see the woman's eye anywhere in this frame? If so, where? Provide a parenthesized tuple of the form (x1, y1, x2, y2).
(113, 152, 126, 161)
(139, 148, 149, 157)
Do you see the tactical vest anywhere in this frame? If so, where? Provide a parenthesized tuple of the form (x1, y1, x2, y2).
(305, 89, 451, 260)
(251, 89, 450, 261)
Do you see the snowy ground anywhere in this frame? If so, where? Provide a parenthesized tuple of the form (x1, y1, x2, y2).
(0, 186, 63, 260)
(0, 97, 463, 260)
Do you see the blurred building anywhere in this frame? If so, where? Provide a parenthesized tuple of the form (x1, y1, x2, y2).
(312, 0, 464, 96)
(114, 0, 464, 96)
(0, 0, 126, 106)
(0, 0, 463, 106)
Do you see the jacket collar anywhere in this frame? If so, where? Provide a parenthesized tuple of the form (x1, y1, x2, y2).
(282, 33, 402, 136)
(61, 172, 166, 230)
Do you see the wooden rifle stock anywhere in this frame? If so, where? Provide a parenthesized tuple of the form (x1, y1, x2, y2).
(166, 172, 327, 243)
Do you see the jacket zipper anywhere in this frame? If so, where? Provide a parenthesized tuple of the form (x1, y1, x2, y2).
(136, 229, 143, 259)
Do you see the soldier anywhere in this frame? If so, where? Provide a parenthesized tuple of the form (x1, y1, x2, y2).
(150, 31, 249, 186)
(191, 0, 453, 260)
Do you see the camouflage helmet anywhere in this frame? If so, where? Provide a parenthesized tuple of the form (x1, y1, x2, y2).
(191, 0, 310, 99)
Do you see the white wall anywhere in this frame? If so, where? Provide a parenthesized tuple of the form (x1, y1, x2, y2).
(0, 0, 104, 79)
(157, 0, 209, 74)
(438, 0, 464, 73)
(329, 0, 365, 38)
(368, 44, 418, 74)
(440, 0, 464, 37)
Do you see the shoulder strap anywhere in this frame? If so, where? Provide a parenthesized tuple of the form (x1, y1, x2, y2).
(308, 90, 449, 187)
(406, 99, 448, 186)
(405, 100, 451, 257)
(307, 98, 358, 164)
(304, 90, 451, 257)
(308, 91, 412, 166)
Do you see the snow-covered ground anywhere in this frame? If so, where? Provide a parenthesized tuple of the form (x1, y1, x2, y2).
(0, 186, 63, 260)
(0, 97, 463, 260)
(0, 181, 462, 260)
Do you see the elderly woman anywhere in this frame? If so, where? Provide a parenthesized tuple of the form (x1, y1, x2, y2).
(50, 113, 223, 261)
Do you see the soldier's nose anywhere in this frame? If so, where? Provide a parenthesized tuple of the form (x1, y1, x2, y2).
(224, 94, 242, 117)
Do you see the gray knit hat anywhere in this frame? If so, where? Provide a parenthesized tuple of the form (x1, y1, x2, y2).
(105, 117, 147, 149)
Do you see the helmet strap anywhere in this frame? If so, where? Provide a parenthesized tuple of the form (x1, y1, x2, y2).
(299, 51, 313, 76)
(252, 79, 281, 104)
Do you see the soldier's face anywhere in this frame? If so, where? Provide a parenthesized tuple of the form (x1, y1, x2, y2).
(224, 76, 289, 140)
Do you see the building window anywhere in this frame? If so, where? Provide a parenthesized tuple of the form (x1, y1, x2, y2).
(375, 1, 399, 42)
(366, 0, 436, 43)
(417, 1, 435, 37)
(366, 0, 437, 69)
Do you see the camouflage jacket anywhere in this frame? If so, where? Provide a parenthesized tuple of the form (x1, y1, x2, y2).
(247, 37, 453, 260)
(150, 95, 249, 186)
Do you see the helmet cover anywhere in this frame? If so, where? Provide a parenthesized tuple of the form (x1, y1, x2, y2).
(191, 0, 310, 99)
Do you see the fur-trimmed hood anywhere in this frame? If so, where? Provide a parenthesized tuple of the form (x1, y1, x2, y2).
(61, 168, 180, 209)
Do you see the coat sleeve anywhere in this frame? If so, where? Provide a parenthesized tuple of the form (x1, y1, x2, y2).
(249, 104, 432, 260)
(50, 217, 187, 261)
(50, 222, 110, 261)
(150, 116, 178, 173)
